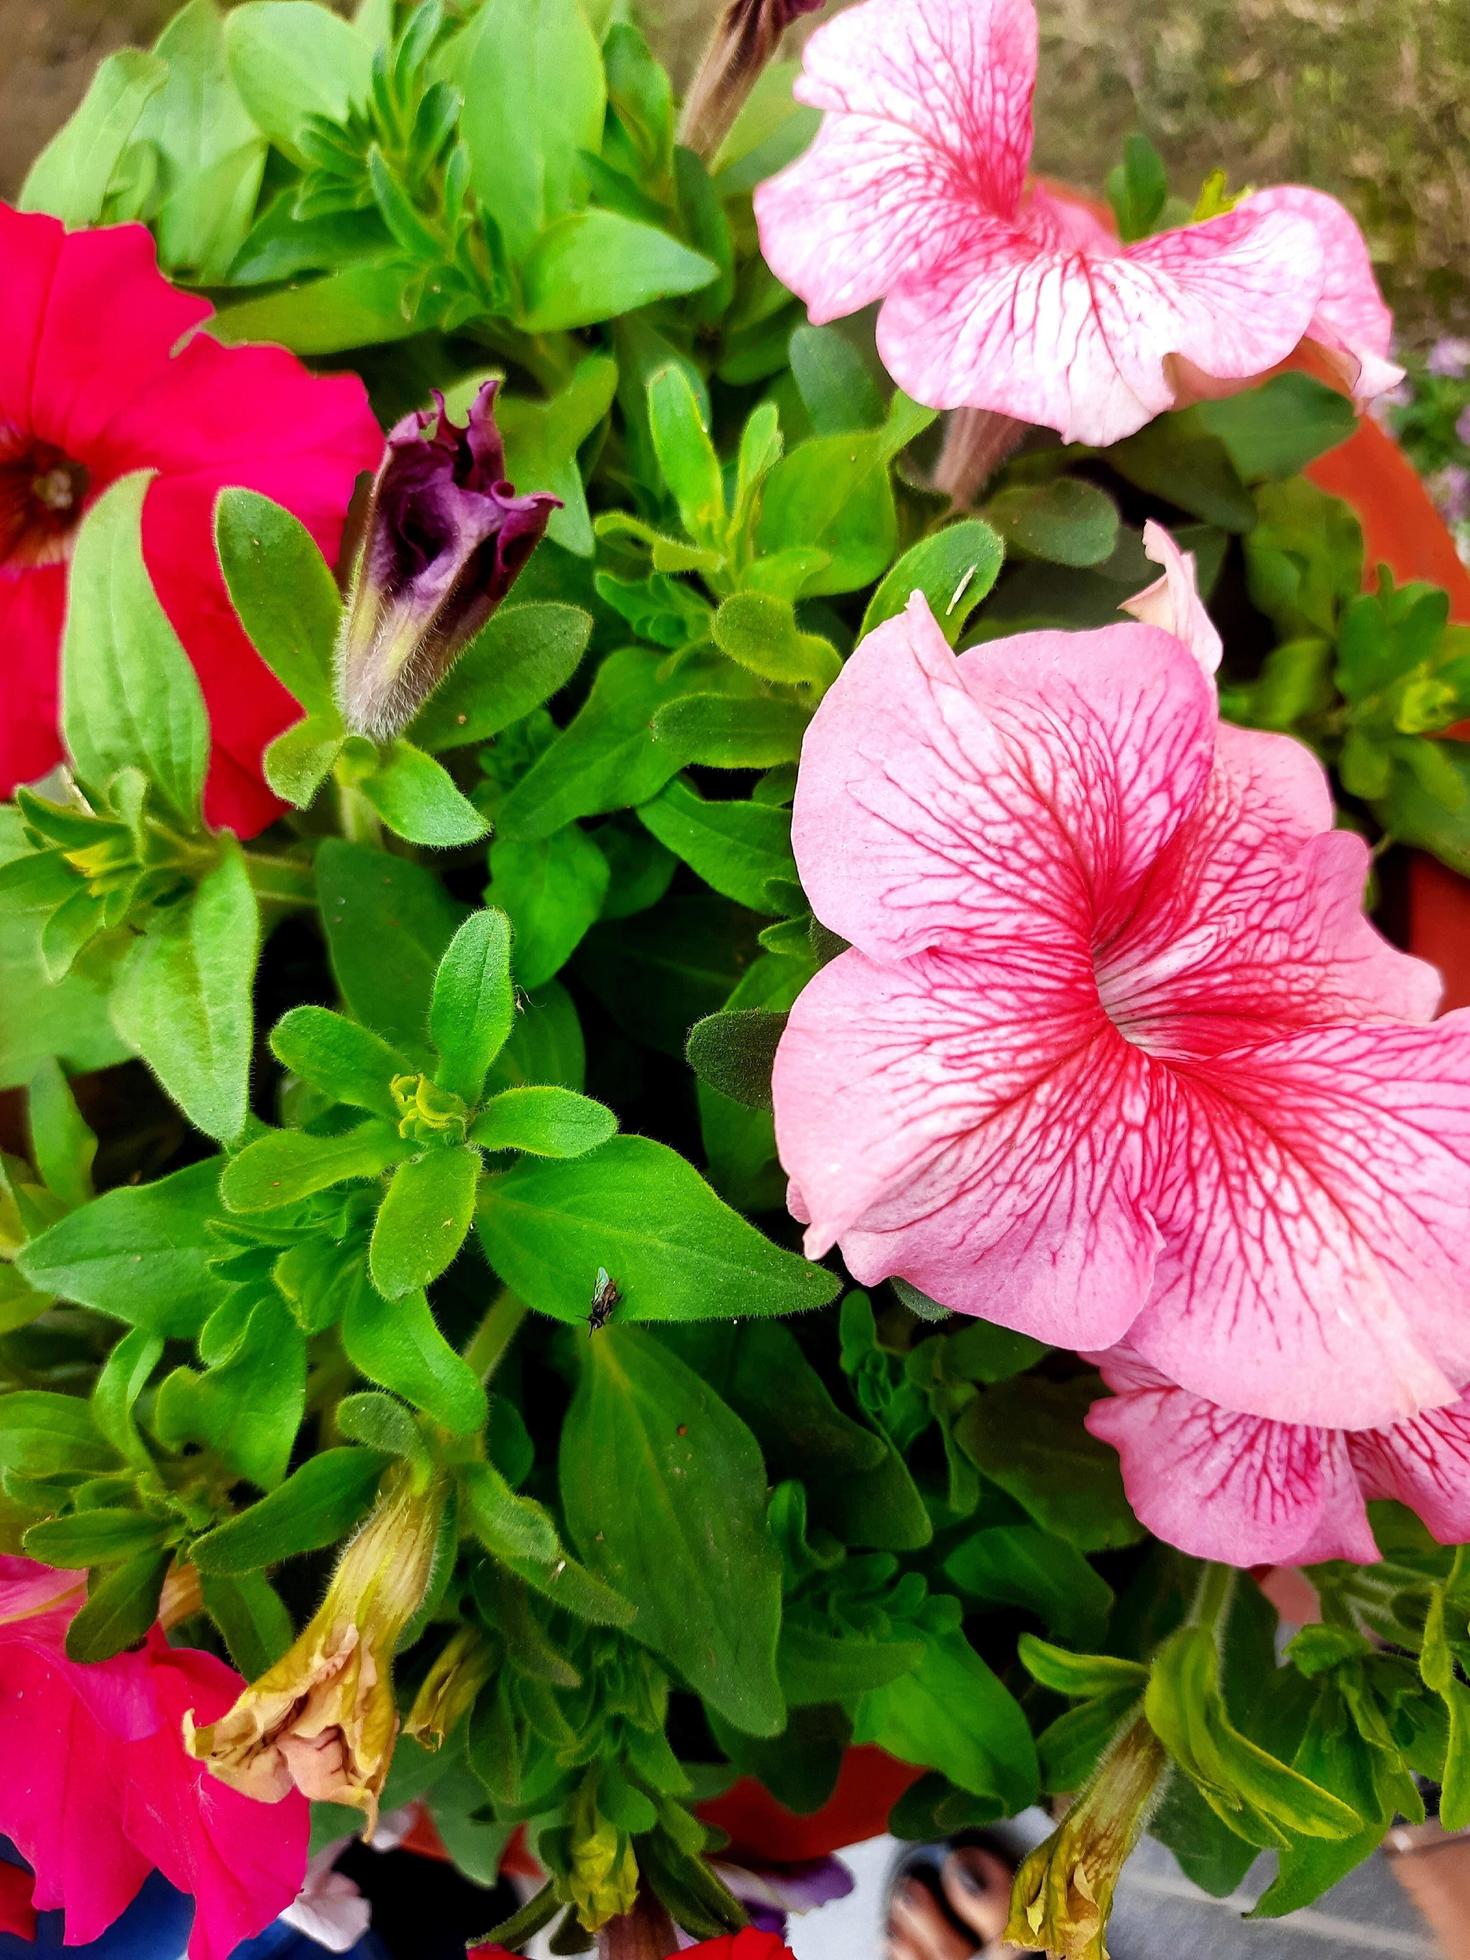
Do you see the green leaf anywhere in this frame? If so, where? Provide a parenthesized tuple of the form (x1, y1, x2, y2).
(577, 893, 756, 1058)
(317, 839, 468, 1059)
(191, 1446, 388, 1573)
(1018, 1634, 1151, 1701)
(430, 909, 515, 1104)
(225, 0, 375, 162)
(215, 487, 343, 716)
(1105, 132, 1168, 241)
(28, 1059, 96, 1209)
(131, 0, 267, 281)
(638, 778, 796, 912)
(409, 603, 592, 751)
(486, 830, 608, 990)
(711, 593, 841, 691)
(861, 519, 1004, 645)
(341, 1272, 487, 1434)
(462, 1459, 561, 1563)
(25, 1508, 170, 1569)
(686, 1008, 786, 1110)
(458, 0, 605, 264)
(495, 648, 694, 841)
(369, 1147, 482, 1297)
(154, 1295, 305, 1489)
(19, 49, 167, 226)
(200, 1570, 294, 1675)
(1147, 1624, 1360, 1845)
(520, 212, 718, 332)
(789, 324, 886, 435)
(487, 979, 586, 1093)
(92, 1327, 164, 1470)
(853, 1609, 1038, 1810)
(0, 870, 130, 1089)
(61, 473, 208, 822)
(651, 693, 811, 770)
(0, 1391, 118, 1478)
(956, 1376, 1145, 1553)
(264, 715, 344, 807)
(648, 366, 725, 543)
(477, 1134, 837, 1325)
(357, 740, 490, 848)
(561, 1328, 785, 1734)
(16, 1158, 230, 1338)
(336, 1392, 429, 1467)
(1197, 373, 1358, 482)
(1109, 411, 1257, 532)
(65, 1548, 171, 1663)
(757, 432, 897, 597)
(221, 1120, 408, 1212)
(943, 1525, 1112, 1646)
(779, 1622, 924, 1706)
(983, 479, 1120, 567)
(111, 840, 259, 1143)
(470, 1086, 617, 1158)
(211, 261, 421, 355)
(270, 1005, 404, 1117)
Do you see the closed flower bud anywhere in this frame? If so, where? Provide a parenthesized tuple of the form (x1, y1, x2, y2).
(679, 0, 828, 159)
(403, 1626, 493, 1750)
(570, 1781, 640, 1932)
(337, 381, 559, 740)
(185, 1467, 444, 1834)
(1005, 1717, 1167, 1960)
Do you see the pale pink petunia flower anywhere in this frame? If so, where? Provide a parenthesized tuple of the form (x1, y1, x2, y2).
(771, 551, 1470, 1430)
(753, 0, 1402, 445)
(1084, 1347, 1470, 1567)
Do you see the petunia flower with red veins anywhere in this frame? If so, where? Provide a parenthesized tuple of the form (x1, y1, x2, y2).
(771, 529, 1470, 1432)
(1085, 1347, 1470, 1569)
(0, 202, 382, 837)
(753, 0, 1400, 446)
(0, 1555, 308, 1960)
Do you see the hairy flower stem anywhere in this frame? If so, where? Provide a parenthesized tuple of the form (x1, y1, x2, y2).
(462, 1288, 529, 1383)
(596, 1895, 679, 1960)
(1190, 1561, 1237, 1638)
(933, 407, 1026, 507)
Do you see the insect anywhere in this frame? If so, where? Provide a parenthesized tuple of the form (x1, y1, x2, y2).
(587, 1266, 621, 1335)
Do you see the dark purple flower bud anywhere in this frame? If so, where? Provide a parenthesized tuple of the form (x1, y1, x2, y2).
(337, 380, 559, 739)
(679, 0, 829, 160)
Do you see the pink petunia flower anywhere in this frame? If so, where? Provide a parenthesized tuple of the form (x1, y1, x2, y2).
(753, 0, 1401, 445)
(0, 1555, 308, 1960)
(771, 532, 1470, 1431)
(1085, 1347, 1470, 1567)
(0, 203, 382, 836)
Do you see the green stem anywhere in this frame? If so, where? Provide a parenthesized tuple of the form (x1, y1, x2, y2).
(243, 849, 316, 913)
(1190, 1562, 1237, 1638)
(336, 778, 383, 846)
(462, 1288, 529, 1383)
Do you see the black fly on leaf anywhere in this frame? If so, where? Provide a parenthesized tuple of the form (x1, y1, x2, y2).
(587, 1266, 621, 1335)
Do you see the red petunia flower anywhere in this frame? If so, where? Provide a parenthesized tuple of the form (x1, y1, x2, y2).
(0, 203, 382, 836)
(681, 1933, 797, 1959)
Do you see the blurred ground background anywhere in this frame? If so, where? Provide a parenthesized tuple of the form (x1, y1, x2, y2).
(0, 0, 1464, 342)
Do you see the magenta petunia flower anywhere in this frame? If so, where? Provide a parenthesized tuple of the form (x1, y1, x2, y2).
(753, 0, 1401, 445)
(1085, 1347, 1470, 1567)
(0, 1556, 308, 1960)
(771, 537, 1470, 1431)
(0, 203, 382, 836)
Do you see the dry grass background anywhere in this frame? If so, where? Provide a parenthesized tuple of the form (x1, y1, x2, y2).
(1, 0, 1465, 341)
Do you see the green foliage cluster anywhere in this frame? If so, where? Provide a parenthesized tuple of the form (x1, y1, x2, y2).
(6, 1, 1470, 1943)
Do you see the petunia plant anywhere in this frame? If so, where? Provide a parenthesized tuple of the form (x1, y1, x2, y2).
(4, 1, 1470, 1958)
